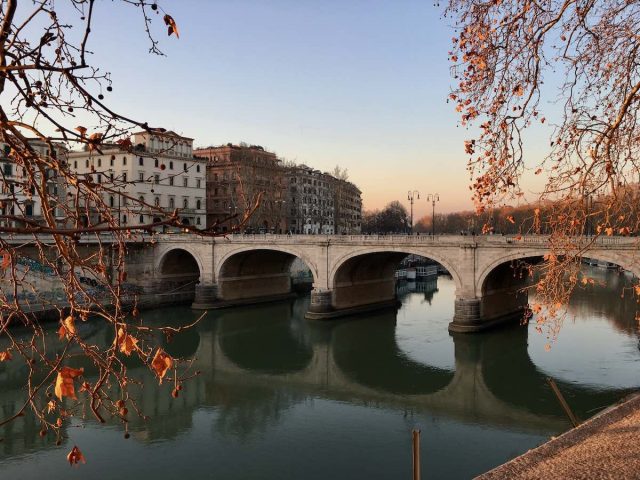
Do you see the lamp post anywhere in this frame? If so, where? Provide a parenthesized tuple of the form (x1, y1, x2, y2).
(274, 199, 285, 233)
(426, 193, 440, 236)
(407, 190, 420, 234)
(585, 194, 593, 236)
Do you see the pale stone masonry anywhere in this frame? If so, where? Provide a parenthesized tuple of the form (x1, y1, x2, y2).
(67, 130, 206, 229)
(149, 234, 640, 330)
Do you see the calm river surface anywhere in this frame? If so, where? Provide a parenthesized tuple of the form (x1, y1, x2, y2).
(1, 267, 639, 479)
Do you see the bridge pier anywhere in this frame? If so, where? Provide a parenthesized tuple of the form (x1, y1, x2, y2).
(307, 289, 333, 316)
(449, 289, 529, 333)
(305, 286, 400, 320)
(192, 282, 219, 309)
(449, 297, 483, 333)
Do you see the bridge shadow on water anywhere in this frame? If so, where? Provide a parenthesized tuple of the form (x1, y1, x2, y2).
(0, 271, 638, 458)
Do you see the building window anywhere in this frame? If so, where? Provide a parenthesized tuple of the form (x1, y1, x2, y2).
(196, 199, 201, 209)
(183, 198, 188, 209)
(85, 159, 89, 168)
(74, 160, 77, 169)
(98, 158, 102, 167)
(25, 203, 33, 216)
(155, 159, 159, 168)
(139, 172, 144, 182)
(183, 177, 188, 187)
(139, 195, 145, 204)
(122, 172, 127, 182)
(196, 179, 201, 188)
(154, 197, 160, 207)
(169, 197, 175, 209)
(110, 173, 114, 182)
(196, 165, 201, 173)
(183, 163, 187, 172)
(154, 174, 160, 184)
(122, 215, 127, 224)
(196, 217, 201, 225)
(169, 176, 174, 186)
(169, 161, 174, 170)
(139, 157, 144, 166)
(139, 215, 144, 224)
(123, 156, 127, 165)
(109, 196, 114, 207)
(110, 156, 115, 167)
(2, 164, 12, 176)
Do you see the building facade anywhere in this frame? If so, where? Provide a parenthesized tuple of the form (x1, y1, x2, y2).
(0, 138, 68, 229)
(286, 164, 336, 234)
(196, 144, 287, 233)
(67, 130, 206, 229)
(333, 179, 362, 234)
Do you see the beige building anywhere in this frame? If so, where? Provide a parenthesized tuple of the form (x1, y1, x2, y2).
(0, 138, 67, 229)
(67, 130, 206, 229)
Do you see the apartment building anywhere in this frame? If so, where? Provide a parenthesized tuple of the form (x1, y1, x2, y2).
(0, 138, 67, 229)
(67, 130, 206, 229)
(196, 143, 286, 233)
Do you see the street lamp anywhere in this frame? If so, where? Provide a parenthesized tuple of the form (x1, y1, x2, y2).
(585, 194, 593, 236)
(426, 193, 439, 236)
(407, 190, 420, 234)
(274, 199, 285, 233)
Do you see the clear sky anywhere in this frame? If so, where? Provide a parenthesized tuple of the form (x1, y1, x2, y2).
(52, 1, 545, 218)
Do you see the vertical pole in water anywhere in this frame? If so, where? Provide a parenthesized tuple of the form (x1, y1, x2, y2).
(412, 429, 421, 480)
(547, 377, 580, 428)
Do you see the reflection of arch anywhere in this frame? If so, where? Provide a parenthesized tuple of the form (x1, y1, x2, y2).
(330, 248, 461, 293)
(331, 313, 455, 394)
(162, 327, 201, 359)
(217, 302, 313, 374)
(479, 324, 636, 418)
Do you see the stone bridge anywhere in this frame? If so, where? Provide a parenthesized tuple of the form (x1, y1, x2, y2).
(149, 234, 640, 333)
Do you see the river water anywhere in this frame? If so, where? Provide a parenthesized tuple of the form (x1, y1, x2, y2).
(1, 267, 639, 479)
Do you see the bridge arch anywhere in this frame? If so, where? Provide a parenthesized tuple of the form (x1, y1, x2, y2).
(329, 247, 462, 293)
(215, 246, 319, 303)
(477, 249, 640, 295)
(155, 247, 203, 296)
(328, 247, 462, 313)
(216, 245, 319, 284)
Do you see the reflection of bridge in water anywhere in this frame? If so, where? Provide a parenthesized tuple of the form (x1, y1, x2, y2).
(1, 275, 637, 457)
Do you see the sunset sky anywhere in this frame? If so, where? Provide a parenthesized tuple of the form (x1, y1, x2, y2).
(54, 1, 551, 219)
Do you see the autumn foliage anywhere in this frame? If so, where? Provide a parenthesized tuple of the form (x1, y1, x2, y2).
(0, 0, 216, 465)
(446, 0, 640, 336)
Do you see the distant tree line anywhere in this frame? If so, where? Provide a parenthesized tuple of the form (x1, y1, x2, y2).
(362, 201, 410, 233)
(365, 186, 640, 235)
